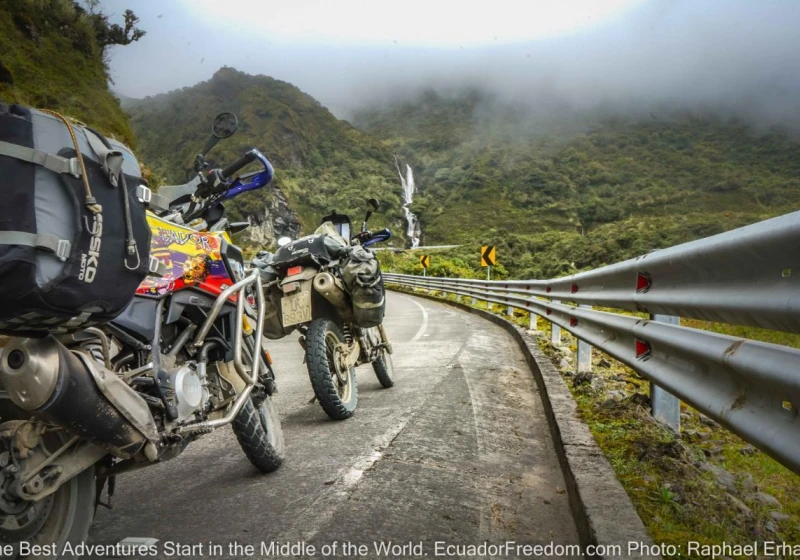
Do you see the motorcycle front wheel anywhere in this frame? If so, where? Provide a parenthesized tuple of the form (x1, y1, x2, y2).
(372, 349, 395, 388)
(219, 356, 285, 473)
(232, 395, 285, 473)
(306, 318, 358, 420)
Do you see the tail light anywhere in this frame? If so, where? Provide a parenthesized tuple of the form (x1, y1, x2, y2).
(287, 266, 303, 276)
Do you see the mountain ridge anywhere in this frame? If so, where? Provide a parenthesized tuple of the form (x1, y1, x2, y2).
(126, 67, 405, 245)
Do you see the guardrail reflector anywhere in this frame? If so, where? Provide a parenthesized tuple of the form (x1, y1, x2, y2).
(635, 339, 652, 360)
(636, 273, 652, 293)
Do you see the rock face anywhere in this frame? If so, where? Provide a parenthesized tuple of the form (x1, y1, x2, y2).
(244, 184, 302, 248)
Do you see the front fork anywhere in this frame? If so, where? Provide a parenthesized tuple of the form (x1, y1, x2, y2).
(377, 323, 393, 355)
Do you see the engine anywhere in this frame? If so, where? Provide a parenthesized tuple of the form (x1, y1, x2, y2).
(170, 363, 210, 423)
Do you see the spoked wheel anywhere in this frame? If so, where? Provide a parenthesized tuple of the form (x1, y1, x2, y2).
(372, 348, 395, 388)
(306, 318, 358, 420)
(0, 422, 95, 560)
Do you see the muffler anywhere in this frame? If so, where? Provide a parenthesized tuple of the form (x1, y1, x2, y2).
(313, 272, 353, 320)
(0, 336, 158, 459)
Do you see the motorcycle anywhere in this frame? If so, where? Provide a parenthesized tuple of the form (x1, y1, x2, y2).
(0, 113, 283, 555)
(254, 200, 395, 421)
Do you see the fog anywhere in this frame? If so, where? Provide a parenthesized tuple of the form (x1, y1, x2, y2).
(106, 0, 800, 129)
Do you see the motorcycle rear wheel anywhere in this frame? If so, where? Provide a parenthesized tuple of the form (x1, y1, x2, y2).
(0, 419, 95, 560)
(306, 318, 358, 420)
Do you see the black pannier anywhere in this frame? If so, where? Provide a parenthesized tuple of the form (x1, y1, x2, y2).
(342, 246, 385, 328)
(0, 104, 151, 335)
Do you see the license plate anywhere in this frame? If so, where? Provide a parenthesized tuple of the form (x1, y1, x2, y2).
(281, 289, 312, 327)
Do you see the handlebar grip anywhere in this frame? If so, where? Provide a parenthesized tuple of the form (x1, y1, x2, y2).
(363, 228, 392, 247)
(222, 150, 257, 179)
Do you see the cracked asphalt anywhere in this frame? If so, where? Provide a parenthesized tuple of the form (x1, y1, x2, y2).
(89, 292, 580, 559)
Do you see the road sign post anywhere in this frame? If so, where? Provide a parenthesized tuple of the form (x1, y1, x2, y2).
(551, 300, 562, 345)
(481, 246, 496, 282)
(577, 306, 593, 373)
(649, 313, 681, 433)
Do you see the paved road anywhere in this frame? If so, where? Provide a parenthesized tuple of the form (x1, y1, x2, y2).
(89, 292, 580, 559)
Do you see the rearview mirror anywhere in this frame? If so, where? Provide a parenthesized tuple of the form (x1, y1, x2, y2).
(195, 113, 240, 173)
(363, 198, 380, 229)
(212, 112, 238, 139)
(277, 237, 292, 247)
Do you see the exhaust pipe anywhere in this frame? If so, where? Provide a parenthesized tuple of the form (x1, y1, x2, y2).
(313, 272, 353, 320)
(0, 336, 158, 459)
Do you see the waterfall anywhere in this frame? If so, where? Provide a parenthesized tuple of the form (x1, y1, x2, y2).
(395, 155, 421, 248)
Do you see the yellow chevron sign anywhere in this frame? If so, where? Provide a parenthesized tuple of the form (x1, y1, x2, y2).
(481, 246, 496, 267)
(420, 255, 431, 269)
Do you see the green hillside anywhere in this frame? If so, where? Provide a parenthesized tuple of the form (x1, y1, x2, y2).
(0, 0, 140, 145)
(125, 68, 404, 237)
(356, 90, 800, 278)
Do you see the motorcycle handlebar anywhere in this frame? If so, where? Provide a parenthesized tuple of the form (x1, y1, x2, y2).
(363, 228, 392, 247)
(221, 150, 258, 179)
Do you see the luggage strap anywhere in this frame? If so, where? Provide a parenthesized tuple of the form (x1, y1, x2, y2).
(83, 128, 124, 188)
(0, 232, 71, 261)
(148, 255, 170, 277)
(0, 141, 81, 178)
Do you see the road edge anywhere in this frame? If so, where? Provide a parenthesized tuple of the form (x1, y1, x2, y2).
(388, 288, 660, 560)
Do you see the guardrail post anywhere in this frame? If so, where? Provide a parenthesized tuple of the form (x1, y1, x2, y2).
(506, 305, 514, 317)
(529, 312, 538, 331)
(550, 300, 561, 345)
(471, 297, 477, 306)
(577, 305, 592, 372)
(649, 314, 681, 433)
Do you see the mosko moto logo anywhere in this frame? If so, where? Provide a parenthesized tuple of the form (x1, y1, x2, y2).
(79, 213, 103, 283)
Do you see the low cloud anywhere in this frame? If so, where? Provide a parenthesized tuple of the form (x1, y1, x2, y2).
(109, 0, 800, 129)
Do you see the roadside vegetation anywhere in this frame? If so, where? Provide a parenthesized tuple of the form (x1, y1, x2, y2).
(536, 324, 800, 558)
(0, 0, 144, 145)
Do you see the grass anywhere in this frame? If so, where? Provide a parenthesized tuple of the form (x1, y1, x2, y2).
(392, 284, 800, 558)
(0, 0, 135, 145)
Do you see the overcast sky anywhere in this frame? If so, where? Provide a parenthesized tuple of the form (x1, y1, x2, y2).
(106, 0, 800, 126)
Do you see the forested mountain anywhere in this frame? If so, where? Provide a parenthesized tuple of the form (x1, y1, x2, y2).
(355, 90, 800, 278)
(124, 68, 404, 242)
(3, 1, 799, 278)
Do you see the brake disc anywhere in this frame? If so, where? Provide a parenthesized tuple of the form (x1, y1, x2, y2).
(0, 448, 54, 543)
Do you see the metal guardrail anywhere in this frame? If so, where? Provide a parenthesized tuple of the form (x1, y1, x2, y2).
(383, 210, 800, 475)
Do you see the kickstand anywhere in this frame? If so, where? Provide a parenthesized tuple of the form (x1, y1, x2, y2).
(307, 395, 317, 404)
(95, 475, 115, 511)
